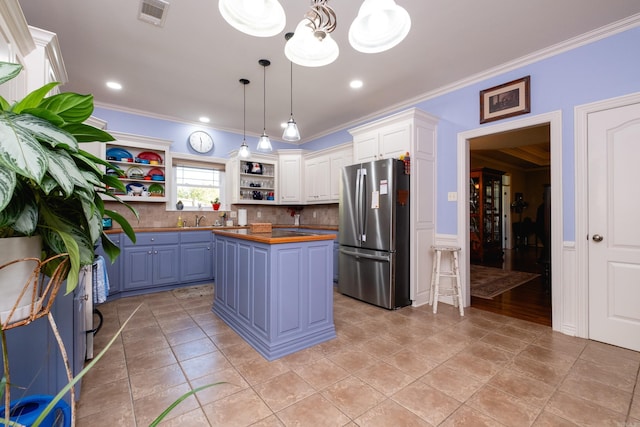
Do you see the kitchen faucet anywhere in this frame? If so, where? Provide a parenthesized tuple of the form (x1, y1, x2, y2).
(195, 215, 206, 227)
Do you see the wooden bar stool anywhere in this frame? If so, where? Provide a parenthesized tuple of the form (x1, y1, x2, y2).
(429, 245, 464, 315)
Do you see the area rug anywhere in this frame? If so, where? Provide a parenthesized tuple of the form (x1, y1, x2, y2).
(470, 265, 540, 299)
(172, 283, 214, 299)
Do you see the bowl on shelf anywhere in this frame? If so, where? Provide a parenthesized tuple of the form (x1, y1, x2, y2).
(126, 183, 146, 196)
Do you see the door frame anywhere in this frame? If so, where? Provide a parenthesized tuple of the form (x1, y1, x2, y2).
(575, 91, 640, 338)
(457, 111, 563, 331)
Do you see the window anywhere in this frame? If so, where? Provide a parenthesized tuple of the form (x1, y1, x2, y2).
(174, 164, 225, 210)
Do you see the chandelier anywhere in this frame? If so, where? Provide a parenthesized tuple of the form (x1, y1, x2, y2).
(219, 0, 411, 67)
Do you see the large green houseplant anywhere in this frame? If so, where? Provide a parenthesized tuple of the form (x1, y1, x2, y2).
(0, 61, 137, 296)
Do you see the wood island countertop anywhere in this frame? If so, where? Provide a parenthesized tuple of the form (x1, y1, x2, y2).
(211, 229, 336, 244)
(104, 224, 338, 235)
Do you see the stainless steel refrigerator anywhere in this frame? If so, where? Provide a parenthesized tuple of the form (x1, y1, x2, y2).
(338, 158, 411, 309)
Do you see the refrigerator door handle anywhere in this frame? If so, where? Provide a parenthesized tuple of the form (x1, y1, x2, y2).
(339, 248, 391, 262)
(355, 168, 362, 244)
(360, 168, 367, 242)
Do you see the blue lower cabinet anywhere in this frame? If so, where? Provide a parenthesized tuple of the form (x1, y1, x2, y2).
(180, 231, 213, 283)
(122, 232, 180, 291)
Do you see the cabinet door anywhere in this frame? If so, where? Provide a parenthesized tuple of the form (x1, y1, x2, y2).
(305, 156, 330, 203)
(379, 124, 410, 159)
(279, 154, 302, 203)
(153, 245, 180, 285)
(180, 242, 213, 283)
(353, 132, 379, 163)
(123, 246, 154, 290)
(329, 149, 352, 201)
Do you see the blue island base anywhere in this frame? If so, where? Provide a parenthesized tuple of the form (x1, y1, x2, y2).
(212, 231, 337, 361)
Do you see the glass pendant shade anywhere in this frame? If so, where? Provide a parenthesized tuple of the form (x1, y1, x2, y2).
(218, 0, 286, 37)
(282, 117, 300, 141)
(348, 0, 411, 53)
(257, 132, 272, 151)
(285, 19, 339, 67)
(238, 140, 251, 158)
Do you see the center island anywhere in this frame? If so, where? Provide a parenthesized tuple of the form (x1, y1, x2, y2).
(212, 228, 337, 360)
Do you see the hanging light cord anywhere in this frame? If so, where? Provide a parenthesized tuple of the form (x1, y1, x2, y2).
(289, 61, 294, 116)
(263, 63, 268, 134)
(243, 82, 247, 140)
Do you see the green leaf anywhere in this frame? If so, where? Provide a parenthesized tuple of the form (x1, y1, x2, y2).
(0, 62, 22, 85)
(47, 149, 91, 195)
(99, 233, 121, 263)
(38, 92, 94, 124)
(148, 383, 223, 427)
(0, 112, 48, 183)
(102, 174, 127, 193)
(13, 113, 78, 152)
(0, 192, 23, 231)
(105, 208, 137, 243)
(0, 167, 16, 211)
(12, 197, 38, 235)
(62, 123, 115, 142)
(12, 82, 59, 113)
(21, 107, 65, 126)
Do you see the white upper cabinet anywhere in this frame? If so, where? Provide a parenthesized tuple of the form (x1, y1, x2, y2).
(351, 117, 411, 163)
(305, 155, 330, 203)
(278, 150, 304, 204)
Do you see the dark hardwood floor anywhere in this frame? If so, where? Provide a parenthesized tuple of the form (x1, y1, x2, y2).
(470, 246, 552, 326)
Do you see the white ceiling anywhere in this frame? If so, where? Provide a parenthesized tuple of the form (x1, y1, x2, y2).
(17, 1, 640, 144)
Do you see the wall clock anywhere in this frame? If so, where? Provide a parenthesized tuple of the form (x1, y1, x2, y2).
(188, 131, 214, 153)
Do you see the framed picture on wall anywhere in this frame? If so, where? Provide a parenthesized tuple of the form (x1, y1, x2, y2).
(480, 76, 531, 123)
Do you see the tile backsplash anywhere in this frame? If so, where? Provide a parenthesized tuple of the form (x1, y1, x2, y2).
(104, 202, 338, 229)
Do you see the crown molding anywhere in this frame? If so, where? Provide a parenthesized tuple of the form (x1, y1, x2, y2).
(0, 0, 35, 56)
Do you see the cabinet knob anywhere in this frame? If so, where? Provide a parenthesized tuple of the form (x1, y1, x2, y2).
(207, 247, 211, 250)
(151, 238, 155, 241)
(148, 251, 152, 254)
(154, 250, 158, 254)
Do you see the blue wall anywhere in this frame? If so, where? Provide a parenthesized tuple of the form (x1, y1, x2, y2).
(94, 26, 640, 241)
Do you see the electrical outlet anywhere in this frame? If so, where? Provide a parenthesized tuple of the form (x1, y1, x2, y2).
(229, 211, 237, 218)
(313, 211, 317, 218)
(257, 211, 261, 218)
(448, 192, 458, 201)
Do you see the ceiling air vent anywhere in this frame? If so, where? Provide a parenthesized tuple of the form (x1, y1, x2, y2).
(138, 0, 170, 27)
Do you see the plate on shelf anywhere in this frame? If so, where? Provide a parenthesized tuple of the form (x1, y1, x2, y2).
(106, 147, 133, 161)
(147, 167, 164, 177)
(126, 166, 145, 179)
(147, 183, 164, 196)
(137, 151, 163, 164)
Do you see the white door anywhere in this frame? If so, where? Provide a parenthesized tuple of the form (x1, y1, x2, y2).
(588, 102, 640, 351)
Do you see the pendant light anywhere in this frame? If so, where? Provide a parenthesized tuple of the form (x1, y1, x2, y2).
(256, 59, 273, 152)
(238, 78, 251, 159)
(284, 1, 339, 67)
(218, 0, 286, 38)
(348, 0, 411, 53)
(282, 32, 301, 141)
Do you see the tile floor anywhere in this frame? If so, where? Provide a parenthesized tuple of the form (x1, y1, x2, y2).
(77, 286, 640, 426)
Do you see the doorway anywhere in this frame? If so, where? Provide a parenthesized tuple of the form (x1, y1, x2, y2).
(468, 126, 552, 325)
(457, 111, 563, 331)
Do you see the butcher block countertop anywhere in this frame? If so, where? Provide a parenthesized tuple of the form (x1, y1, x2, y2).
(211, 229, 336, 244)
(104, 224, 338, 235)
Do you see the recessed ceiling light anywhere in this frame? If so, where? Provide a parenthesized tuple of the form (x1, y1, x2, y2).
(106, 81, 122, 90)
(199, 117, 210, 123)
(350, 80, 363, 89)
